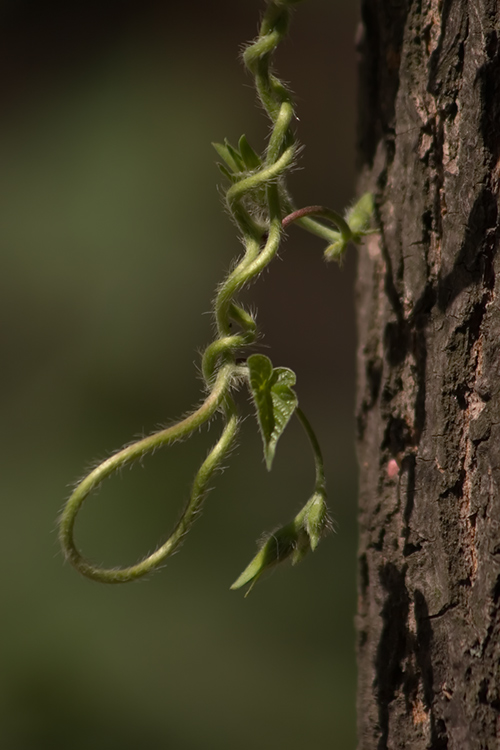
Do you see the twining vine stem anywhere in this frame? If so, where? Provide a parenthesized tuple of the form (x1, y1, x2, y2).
(58, 0, 374, 593)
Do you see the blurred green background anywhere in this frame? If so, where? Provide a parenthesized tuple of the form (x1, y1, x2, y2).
(0, 1, 359, 747)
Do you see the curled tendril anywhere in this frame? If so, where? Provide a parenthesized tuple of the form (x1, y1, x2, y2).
(58, 0, 374, 590)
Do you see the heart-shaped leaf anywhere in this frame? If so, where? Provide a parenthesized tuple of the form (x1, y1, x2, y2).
(247, 354, 298, 470)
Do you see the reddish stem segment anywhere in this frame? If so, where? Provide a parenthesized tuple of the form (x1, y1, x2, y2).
(282, 205, 328, 228)
(281, 205, 351, 240)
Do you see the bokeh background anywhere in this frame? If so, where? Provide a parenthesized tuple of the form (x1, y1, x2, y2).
(0, 1, 360, 747)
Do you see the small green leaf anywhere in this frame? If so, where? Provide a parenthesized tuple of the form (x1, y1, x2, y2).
(212, 142, 242, 174)
(238, 134, 262, 170)
(324, 238, 347, 262)
(224, 138, 245, 172)
(324, 193, 375, 261)
(345, 192, 374, 236)
(296, 491, 330, 551)
(230, 521, 298, 595)
(230, 492, 331, 595)
(247, 354, 298, 470)
(217, 163, 237, 182)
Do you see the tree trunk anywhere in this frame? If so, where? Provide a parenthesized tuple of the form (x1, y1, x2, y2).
(355, 2, 500, 748)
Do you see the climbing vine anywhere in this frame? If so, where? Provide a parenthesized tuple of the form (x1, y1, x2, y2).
(58, 0, 373, 594)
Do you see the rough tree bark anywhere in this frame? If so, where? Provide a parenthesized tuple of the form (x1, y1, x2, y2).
(354, 2, 500, 748)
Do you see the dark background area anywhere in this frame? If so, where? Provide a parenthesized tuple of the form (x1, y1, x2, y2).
(0, 1, 359, 747)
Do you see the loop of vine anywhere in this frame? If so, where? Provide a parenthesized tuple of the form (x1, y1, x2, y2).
(58, 0, 374, 594)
